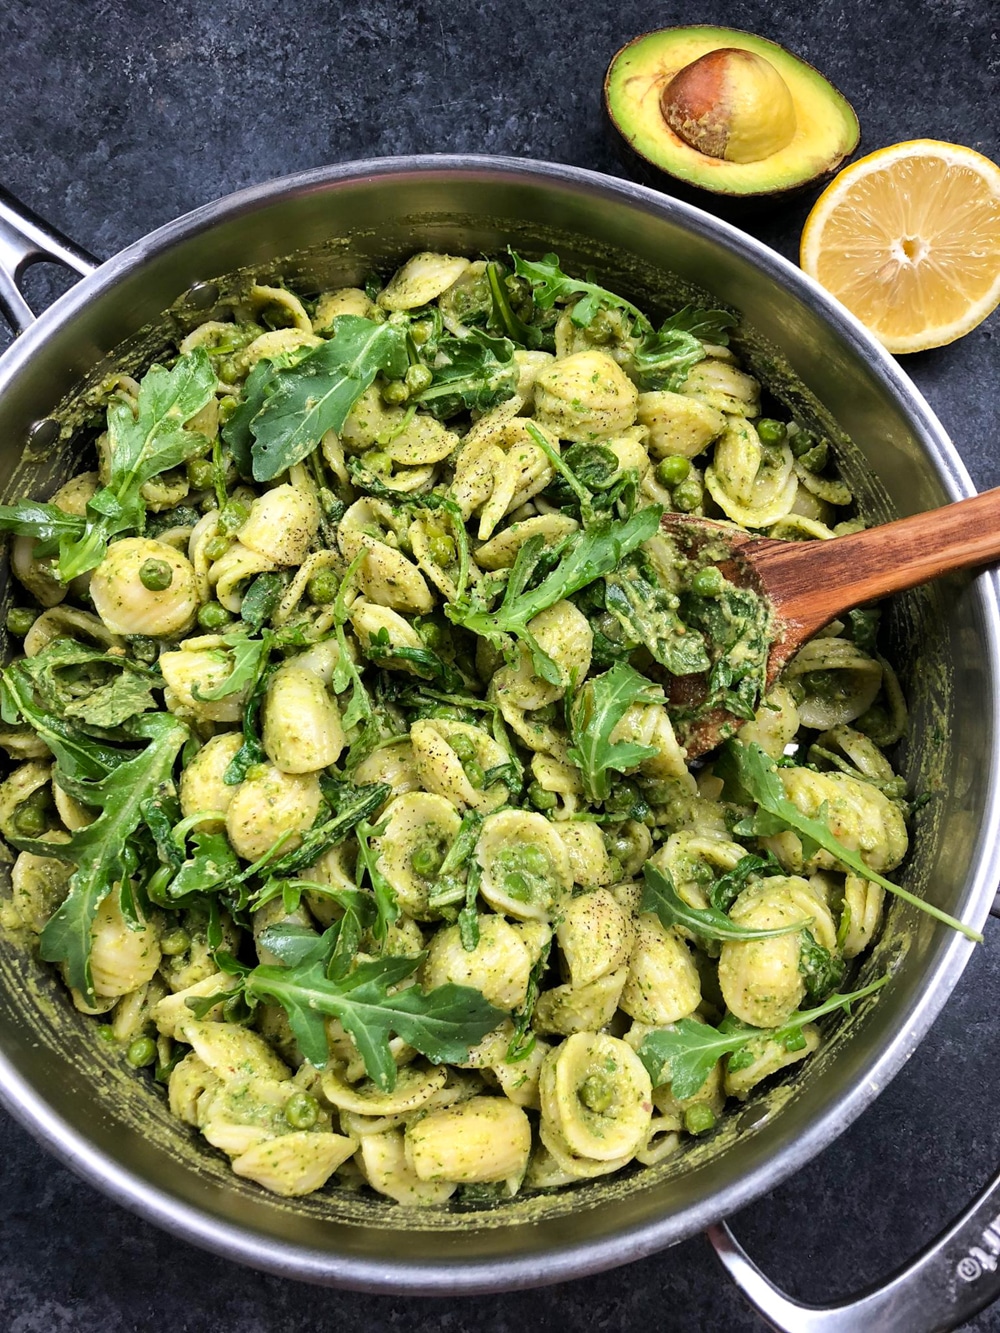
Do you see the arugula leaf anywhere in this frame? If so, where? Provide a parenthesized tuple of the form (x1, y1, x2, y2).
(192, 632, 269, 702)
(566, 663, 662, 803)
(511, 251, 652, 333)
(239, 573, 285, 633)
(799, 928, 846, 1001)
(630, 326, 706, 392)
(413, 333, 519, 420)
(658, 306, 738, 347)
(223, 357, 280, 477)
(63, 352, 216, 580)
(641, 862, 811, 944)
(709, 851, 785, 913)
(27, 714, 189, 998)
(247, 317, 409, 482)
(63, 668, 156, 728)
(506, 936, 552, 1062)
(255, 886, 376, 979)
(716, 741, 982, 943)
(355, 818, 399, 944)
(448, 506, 662, 673)
(485, 262, 550, 350)
(637, 976, 889, 1099)
(245, 945, 506, 1087)
(0, 500, 85, 544)
(1, 656, 127, 781)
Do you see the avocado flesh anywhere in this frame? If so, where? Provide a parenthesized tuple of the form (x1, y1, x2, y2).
(605, 26, 860, 198)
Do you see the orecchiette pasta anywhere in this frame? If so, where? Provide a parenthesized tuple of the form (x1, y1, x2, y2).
(0, 248, 918, 1212)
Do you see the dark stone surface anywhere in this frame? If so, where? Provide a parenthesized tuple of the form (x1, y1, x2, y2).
(0, 0, 998, 1328)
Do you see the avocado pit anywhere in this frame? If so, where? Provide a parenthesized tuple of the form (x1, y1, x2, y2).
(660, 48, 797, 164)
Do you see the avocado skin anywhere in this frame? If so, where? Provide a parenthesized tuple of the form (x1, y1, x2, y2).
(603, 26, 860, 205)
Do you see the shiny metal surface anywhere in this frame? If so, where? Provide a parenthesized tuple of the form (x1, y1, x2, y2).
(0, 184, 97, 333)
(0, 156, 998, 1297)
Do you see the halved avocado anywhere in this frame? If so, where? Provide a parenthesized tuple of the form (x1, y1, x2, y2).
(604, 26, 860, 201)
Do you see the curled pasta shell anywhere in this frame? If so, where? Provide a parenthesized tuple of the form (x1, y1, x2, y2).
(160, 646, 250, 723)
(262, 661, 345, 773)
(552, 821, 614, 888)
(491, 599, 593, 711)
(168, 1052, 219, 1125)
(238, 485, 321, 566)
(8, 851, 71, 934)
(313, 287, 375, 330)
(404, 1095, 531, 1184)
(179, 732, 244, 830)
(89, 892, 161, 999)
(383, 414, 458, 466)
(474, 513, 578, 571)
(349, 600, 426, 673)
(232, 1130, 356, 1197)
(737, 683, 801, 759)
(556, 887, 634, 987)
(23, 606, 121, 656)
(358, 1128, 456, 1205)
(352, 738, 421, 797)
(225, 764, 322, 862)
(378, 252, 471, 311)
(620, 913, 701, 1025)
(476, 809, 573, 921)
(177, 1018, 291, 1083)
(636, 390, 726, 459)
(768, 767, 908, 875)
(409, 718, 510, 813)
(532, 967, 628, 1036)
(724, 1024, 821, 1100)
(784, 637, 883, 729)
(322, 1061, 448, 1116)
(534, 350, 639, 442)
(422, 915, 533, 1009)
(539, 1032, 652, 1162)
(680, 359, 760, 416)
(373, 791, 462, 919)
(90, 538, 198, 638)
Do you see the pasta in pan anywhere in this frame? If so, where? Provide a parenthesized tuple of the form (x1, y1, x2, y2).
(0, 248, 952, 1206)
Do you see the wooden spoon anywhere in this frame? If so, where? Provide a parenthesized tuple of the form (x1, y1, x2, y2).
(661, 488, 1000, 757)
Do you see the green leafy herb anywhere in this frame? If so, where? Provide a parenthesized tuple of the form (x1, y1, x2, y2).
(709, 851, 784, 913)
(637, 976, 889, 1099)
(2, 653, 128, 781)
(630, 326, 706, 392)
(658, 306, 737, 347)
(243, 316, 410, 481)
(799, 928, 846, 1001)
(604, 556, 712, 677)
(354, 818, 400, 945)
(0, 352, 216, 581)
(26, 714, 190, 998)
(566, 662, 662, 803)
(245, 940, 506, 1088)
(448, 506, 661, 681)
(511, 251, 652, 332)
(506, 936, 552, 1062)
(716, 740, 982, 942)
(413, 333, 519, 420)
(63, 668, 157, 728)
(485, 262, 550, 350)
(641, 862, 811, 944)
(192, 632, 269, 702)
(240, 573, 285, 633)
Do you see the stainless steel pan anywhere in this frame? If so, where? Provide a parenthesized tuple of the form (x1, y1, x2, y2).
(1, 156, 999, 1329)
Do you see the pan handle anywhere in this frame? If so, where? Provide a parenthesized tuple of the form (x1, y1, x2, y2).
(0, 186, 98, 335)
(707, 1164, 1000, 1331)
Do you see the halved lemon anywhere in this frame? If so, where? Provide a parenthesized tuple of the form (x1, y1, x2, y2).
(800, 139, 1000, 354)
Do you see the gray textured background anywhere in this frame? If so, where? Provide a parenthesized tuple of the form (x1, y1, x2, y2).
(1, 0, 999, 1329)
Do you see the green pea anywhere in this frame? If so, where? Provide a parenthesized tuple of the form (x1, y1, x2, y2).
(755, 418, 787, 447)
(405, 363, 434, 394)
(284, 1090, 320, 1130)
(25, 786, 52, 811)
(520, 845, 550, 877)
(504, 871, 532, 902)
(579, 1072, 615, 1114)
(381, 379, 409, 405)
(218, 501, 249, 536)
(197, 601, 234, 631)
(419, 621, 445, 650)
(307, 569, 340, 606)
(655, 455, 691, 487)
(204, 534, 231, 562)
(5, 607, 37, 637)
(527, 781, 557, 811)
(409, 320, 433, 346)
(450, 734, 477, 763)
(14, 804, 47, 836)
(364, 449, 392, 476)
(139, 558, 174, 592)
(789, 428, 818, 458)
(186, 457, 216, 491)
(428, 705, 465, 722)
(428, 534, 456, 566)
(217, 395, 238, 425)
(160, 928, 190, 957)
(690, 566, 724, 597)
(798, 441, 829, 473)
(126, 1036, 158, 1069)
(411, 845, 442, 877)
(672, 477, 703, 513)
(464, 759, 486, 790)
(683, 1103, 716, 1135)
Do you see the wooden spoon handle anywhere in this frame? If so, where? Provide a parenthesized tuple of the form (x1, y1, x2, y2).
(754, 485, 1000, 638)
